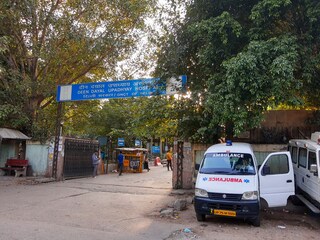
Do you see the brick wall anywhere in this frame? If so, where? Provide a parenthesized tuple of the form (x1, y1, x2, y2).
(243, 110, 319, 143)
(261, 110, 314, 127)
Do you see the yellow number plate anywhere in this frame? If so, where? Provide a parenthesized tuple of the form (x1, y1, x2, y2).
(211, 209, 236, 217)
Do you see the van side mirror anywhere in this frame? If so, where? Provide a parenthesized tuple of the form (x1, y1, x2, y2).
(262, 165, 270, 175)
(195, 163, 200, 170)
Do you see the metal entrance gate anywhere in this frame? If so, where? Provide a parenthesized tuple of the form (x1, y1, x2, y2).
(63, 138, 99, 179)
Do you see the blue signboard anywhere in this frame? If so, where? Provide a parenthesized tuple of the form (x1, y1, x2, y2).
(152, 146, 160, 154)
(135, 139, 141, 147)
(56, 76, 187, 102)
(118, 138, 125, 147)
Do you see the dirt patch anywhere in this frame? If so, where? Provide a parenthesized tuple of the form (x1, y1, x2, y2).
(164, 228, 199, 240)
(153, 194, 320, 240)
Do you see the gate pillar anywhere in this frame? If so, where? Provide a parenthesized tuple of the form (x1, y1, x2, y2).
(172, 140, 193, 189)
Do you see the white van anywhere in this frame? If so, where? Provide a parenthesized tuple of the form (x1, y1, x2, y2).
(288, 132, 320, 213)
(194, 141, 294, 226)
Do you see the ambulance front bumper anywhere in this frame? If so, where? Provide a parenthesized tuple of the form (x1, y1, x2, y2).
(194, 196, 260, 219)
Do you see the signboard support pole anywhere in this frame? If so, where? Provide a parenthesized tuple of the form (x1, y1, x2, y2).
(52, 102, 63, 179)
(106, 137, 110, 174)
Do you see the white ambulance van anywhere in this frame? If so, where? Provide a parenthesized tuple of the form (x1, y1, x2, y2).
(194, 141, 294, 226)
(288, 132, 320, 213)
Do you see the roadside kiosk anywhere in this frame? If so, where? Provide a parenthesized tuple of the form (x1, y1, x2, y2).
(116, 148, 148, 173)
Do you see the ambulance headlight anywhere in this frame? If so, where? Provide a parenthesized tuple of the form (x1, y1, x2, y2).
(241, 191, 258, 200)
(195, 188, 209, 198)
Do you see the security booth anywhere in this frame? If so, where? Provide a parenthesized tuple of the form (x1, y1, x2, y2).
(0, 128, 31, 177)
(115, 148, 148, 173)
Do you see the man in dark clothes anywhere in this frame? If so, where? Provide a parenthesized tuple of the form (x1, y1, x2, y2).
(118, 151, 124, 176)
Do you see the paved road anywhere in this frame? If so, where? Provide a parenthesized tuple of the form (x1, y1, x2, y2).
(0, 165, 185, 240)
(1, 165, 320, 240)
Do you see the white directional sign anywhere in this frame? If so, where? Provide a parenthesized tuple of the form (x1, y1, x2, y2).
(56, 75, 187, 102)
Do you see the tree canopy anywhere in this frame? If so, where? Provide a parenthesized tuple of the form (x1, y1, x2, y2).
(0, 0, 155, 140)
(67, 96, 181, 147)
(1, 0, 320, 145)
(155, 0, 320, 142)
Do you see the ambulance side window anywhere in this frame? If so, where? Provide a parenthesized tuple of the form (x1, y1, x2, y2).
(298, 148, 307, 168)
(308, 151, 316, 170)
(263, 154, 289, 175)
(290, 146, 298, 164)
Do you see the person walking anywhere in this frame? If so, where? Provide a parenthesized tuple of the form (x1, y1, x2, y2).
(92, 150, 100, 178)
(166, 149, 173, 171)
(143, 152, 150, 172)
(118, 151, 124, 176)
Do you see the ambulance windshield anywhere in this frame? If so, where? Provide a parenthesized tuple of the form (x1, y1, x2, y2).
(200, 152, 255, 175)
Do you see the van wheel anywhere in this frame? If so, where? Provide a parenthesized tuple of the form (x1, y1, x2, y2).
(251, 214, 260, 227)
(196, 213, 206, 222)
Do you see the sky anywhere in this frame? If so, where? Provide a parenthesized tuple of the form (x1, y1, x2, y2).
(115, 0, 188, 80)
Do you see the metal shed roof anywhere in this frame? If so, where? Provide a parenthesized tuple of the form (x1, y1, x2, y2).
(0, 128, 31, 140)
(115, 147, 148, 152)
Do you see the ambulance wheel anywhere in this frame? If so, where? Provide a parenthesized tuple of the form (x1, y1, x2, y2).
(196, 213, 206, 222)
(251, 214, 260, 227)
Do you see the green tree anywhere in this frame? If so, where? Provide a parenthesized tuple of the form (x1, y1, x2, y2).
(155, 0, 320, 141)
(0, 0, 155, 140)
(72, 96, 180, 146)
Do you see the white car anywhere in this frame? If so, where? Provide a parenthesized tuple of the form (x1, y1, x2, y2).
(288, 132, 320, 213)
(194, 141, 295, 226)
